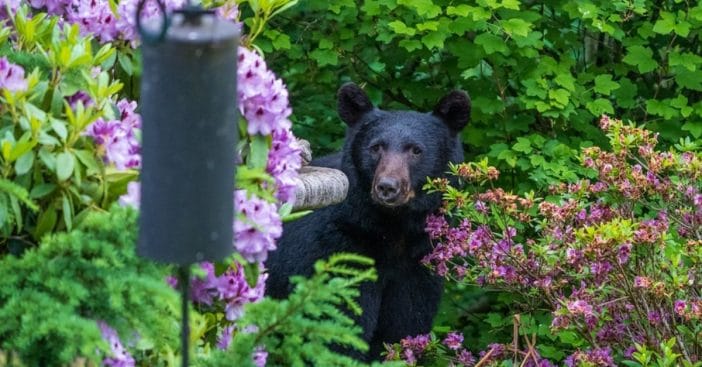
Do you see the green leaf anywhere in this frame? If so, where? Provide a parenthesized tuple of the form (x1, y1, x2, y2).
(586, 98, 614, 115)
(33, 205, 57, 240)
(248, 135, 270, 169)
(674, 20, 691, 37)
(488, 143, 509, 158)
(670, 95, 692, 117)
(15, 151, 35, 175)
(62, 193, 73, 230)
(675, 69, 702, 91)
(30, 183, 56, 199)
(497, 149, 517, 167)
(105, 168, 138, 183)
(50, 118, 68, 142)
(74, 149, 100, 175)
(548, 88, 569, 106)
(421, 31, 446, 50)
(502, 18, 531, 37)
(447, 5, 472, 17)
(10, 196, 22, 232)
(652, 11, 676, 34)
(272, 32, 291, 50)
(485, 313, 506, 327)
(117, 52, 133, 75)
(681, 121, 702, 138)
(387, 20, 416, 36)
(501, 0, 520, 10)
(669, 52, 702, 71)
(398, 0, 441, 17)
(474, 33, 508, 55)
(416, 21, 439, 32)
(399, 39, 422, 52)
(282, 210, 312, 222)
(594, 74, 620, 95)
(512, 137, 532, 153)
(623, 46, 658, 73)
(530, 154, 545, 166)
(646, 99, 678, 119)
(612, 77, 638, 108)
(309, 49, 338, 66)
(554, 73, 575, 91)
(56, 151, 75, 181)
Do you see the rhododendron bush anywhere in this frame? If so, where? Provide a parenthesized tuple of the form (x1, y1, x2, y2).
(387, 116, 701, 366)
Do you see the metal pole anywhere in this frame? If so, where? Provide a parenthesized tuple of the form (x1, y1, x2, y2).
(179, 265, 190, 366)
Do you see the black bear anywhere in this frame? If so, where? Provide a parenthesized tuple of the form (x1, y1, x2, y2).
(266, 83, 470, 360)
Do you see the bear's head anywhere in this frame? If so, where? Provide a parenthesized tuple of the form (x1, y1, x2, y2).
(338, 83, 470, 213)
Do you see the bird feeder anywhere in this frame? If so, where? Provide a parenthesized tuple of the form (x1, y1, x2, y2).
(136, 1, 239, 365)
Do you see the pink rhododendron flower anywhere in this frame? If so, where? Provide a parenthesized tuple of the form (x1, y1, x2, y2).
(97, 321, 135, 367)
(0, 57, 27, 92)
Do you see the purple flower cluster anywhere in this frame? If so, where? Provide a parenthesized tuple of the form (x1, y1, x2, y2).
(0, 57, 28, 92)
(422, 116, 702, 362)
(442, 332, 464, 350)
(385, 332, 488, 366)
(564, 347, 615, 367)
(215, 325, 267, 366)
(673, 298, 702, 320)
(391, 334, 430, 365)
(23, 0, 185, 44)
(267, 128, 302, 203)
(252, 346, 268, 367)
(234, 190, 282, 263)
(85, 98, 141, 170)
(118, 181, 140, 209)
(237, 47, 301, 203)
(97, 321, 135, 367)
(0, 0, 20, 20)
(187, 261, 266, 321)
(237, 48, 292, 136)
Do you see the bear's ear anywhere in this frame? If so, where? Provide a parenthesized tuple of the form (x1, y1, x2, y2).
(433, 90, 471, 133)
(338, 83, 374, 127)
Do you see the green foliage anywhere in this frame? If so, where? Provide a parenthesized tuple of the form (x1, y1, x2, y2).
(200, 253, 398, 367)
(0, 9, 131, 249)
(0, 206, 181, 366)
(625, 339, 702, 367)
(265, 0, 702, 191)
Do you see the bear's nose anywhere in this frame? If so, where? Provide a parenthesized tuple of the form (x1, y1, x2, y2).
(375, 177, 400, 202)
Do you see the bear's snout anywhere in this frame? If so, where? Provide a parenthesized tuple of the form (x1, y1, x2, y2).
(371, 152, 414, 207)
(375, 177, 401, 202)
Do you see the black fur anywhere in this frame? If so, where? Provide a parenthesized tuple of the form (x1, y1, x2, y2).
(266, 84, 470, 360)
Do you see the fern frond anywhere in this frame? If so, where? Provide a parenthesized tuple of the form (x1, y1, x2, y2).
(0, 178, 38, 212)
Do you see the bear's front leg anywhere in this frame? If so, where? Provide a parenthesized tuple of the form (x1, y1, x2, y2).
(368, 265, 444, 360)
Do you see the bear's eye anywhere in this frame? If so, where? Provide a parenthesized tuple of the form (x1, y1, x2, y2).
(370, 143, 382, 153)
(411, 146, 423, 156)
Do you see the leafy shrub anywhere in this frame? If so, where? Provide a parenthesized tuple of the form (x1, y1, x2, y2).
(266, 0, 702, 191)
(0, 206, 180, 366)
(398, 116, 702, 365)
(0, 8, 131, 250)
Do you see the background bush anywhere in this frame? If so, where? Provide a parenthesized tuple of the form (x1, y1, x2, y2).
(266, 0, 702, 191)
(259, 0, 702, 362)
